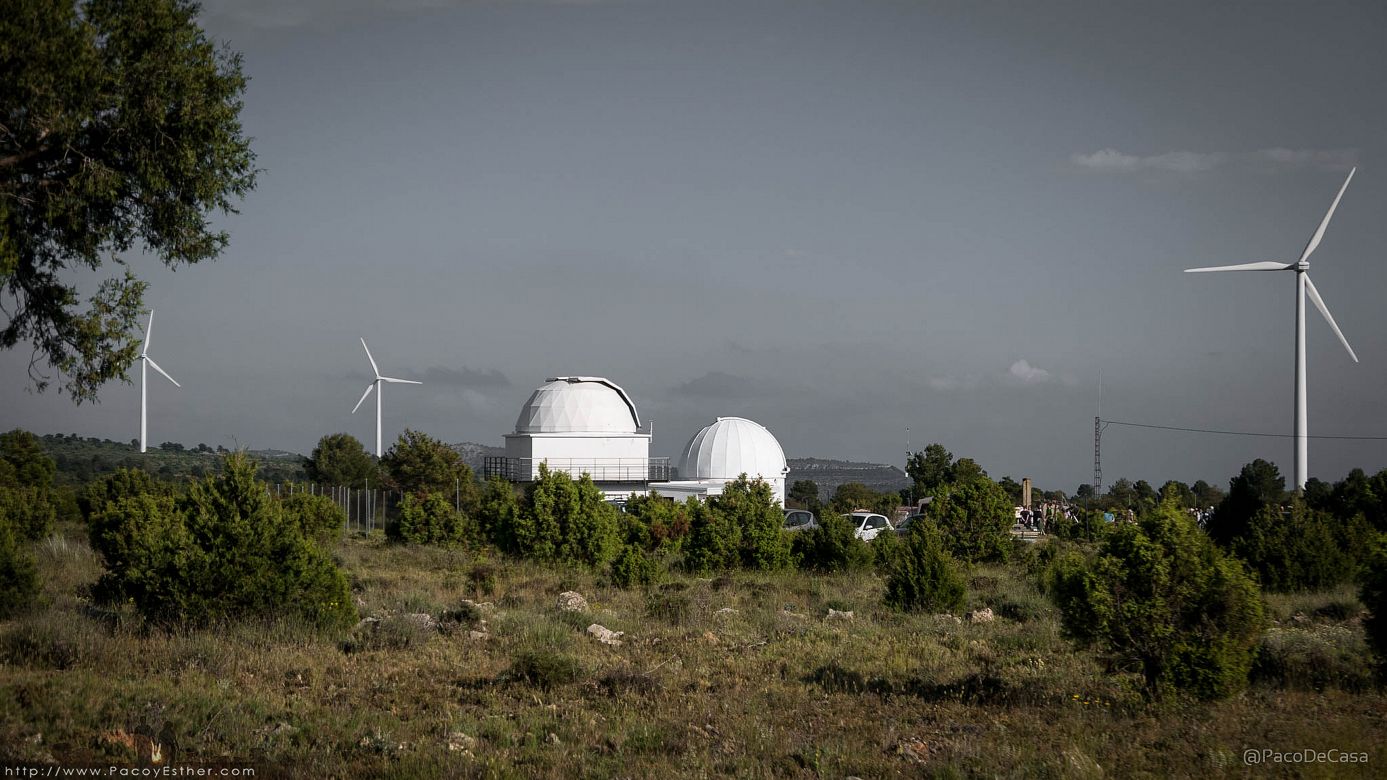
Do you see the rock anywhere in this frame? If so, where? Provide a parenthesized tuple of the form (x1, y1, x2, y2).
(1291, 612, 1310, 625)
(546, 732, 562, 745)
(557, 591, 589, 612)
(446, 732, 476, 752)
(933, 613, 962, 624)
(467, 630, 489, 641)
(780, 608, 807, 620)
(825, 608, 855, 621)
(967, 607, 995, 624)
(586, 623, 625, 646)
(702, 631, 720, 645)
(405, 612, 438, 630)
(460, 599, 495, 614)
(895, 739, 932, 763)
(353, 617, 381, 631)
(714, 607, 738, 616)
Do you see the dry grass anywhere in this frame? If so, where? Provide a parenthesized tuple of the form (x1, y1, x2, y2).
(1, 531, 1383, 777)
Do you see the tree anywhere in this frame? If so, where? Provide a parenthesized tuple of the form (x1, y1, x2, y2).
(1159, 480, 1194, 509)
(512, 464, 619, 568)
(1, 0, 257, 401)
(1229, 498, 1364, 592)
(0, 429, 56, 490)
(1363, 534, 1387, 679)
(1207, 459, 1286, 548)
(682, 499, 741, 574)
(1048, 499, 1265, 699)
(392, 491, 473, 547)
(1075, 483, 1096, 501)
(305, 433, 379, 488)
(792, 511, 873, 573)
(1132, 480, 1158, 513)
(906, 444, 954, 495)
(381, 429, 476, 507)
(1106, 478, 1137, 510)
(927, 472, 1013, 563)
(997, 476, 1024, 506)
(1191, 479, 1224, 508)
(787, 479, 821, 514)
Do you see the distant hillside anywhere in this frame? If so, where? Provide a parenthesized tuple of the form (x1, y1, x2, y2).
(452, 442, 505, 474)
(786, 457, 911, 500)
(38, 433, 307, 484)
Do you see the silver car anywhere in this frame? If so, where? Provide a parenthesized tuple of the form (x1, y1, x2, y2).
(783, 509, 818, 532)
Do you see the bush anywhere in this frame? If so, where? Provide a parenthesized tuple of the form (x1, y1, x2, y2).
(883, 522, 966, 614)
(391, 491, 473, 547)
(929, 474, 1013, 563)
(682, 499, 741, 573)
(78, 468, 165, 522)
(506, 650, 583, 689)
(793, 512, 873, 573)
(620, 492, 691, 555)
(1363, 534, 1387, 679)
(711, 476, 793, 571)
(477, 476, 522, 551)
(869, 529, 903, 574)
(611, 545, 660, 589)
(0, 486, 55, 542)
(281, 492, 346, 543)
(0, 514, 39, 619)
(512, 465, 620, 568)
(1048, 498, 1265, 699)
(87, 453, 356, 630)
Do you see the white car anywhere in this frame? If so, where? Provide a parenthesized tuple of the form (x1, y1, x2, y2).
(843, 512, 893, 541)
(783, 509, 818, 532)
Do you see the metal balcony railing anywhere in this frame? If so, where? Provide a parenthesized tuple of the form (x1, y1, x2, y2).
(484, 456, 671, 483)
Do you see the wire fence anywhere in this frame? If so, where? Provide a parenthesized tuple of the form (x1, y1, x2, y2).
(268, 479, 474, 535)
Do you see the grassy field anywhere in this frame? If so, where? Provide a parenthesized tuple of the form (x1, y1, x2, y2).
(1, 527, 1383, 778)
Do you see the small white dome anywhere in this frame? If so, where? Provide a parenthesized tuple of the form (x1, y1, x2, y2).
(514, 377, 641, 434)
(678, 417, 788, 481)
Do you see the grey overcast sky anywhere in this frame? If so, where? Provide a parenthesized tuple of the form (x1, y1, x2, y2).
(3, 0, 1386, 491)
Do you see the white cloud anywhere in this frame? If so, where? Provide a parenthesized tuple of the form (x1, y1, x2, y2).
(1070, 148, 1225, 173)
(1008, 359, 1053, 385)
(1071, 147, 1358, 174)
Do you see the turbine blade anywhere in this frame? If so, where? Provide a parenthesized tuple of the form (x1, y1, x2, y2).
(141, 309, 154, 355)
(380, 377, 422, 385)
(360, 338, 380, 378)
(1184, 261, 1292, 273)
(1304, 275, 1359, 363)
(144, 357, 180, 387)
(351, 382, 376, 414)
(1298, 167, 1356, 265)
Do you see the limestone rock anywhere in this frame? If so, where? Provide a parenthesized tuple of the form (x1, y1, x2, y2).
(586, 623, 625, 646)
(557, 591, 589, 612)
(825, 608, 855, 621)
(967, 607, 995, 624)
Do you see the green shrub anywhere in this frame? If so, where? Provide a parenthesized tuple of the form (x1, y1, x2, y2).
(1251, 626, 1374, 692)
(711, 476, 792, 571)
(792, 512, 873, 573)
(620, 492, 691, 555)
(391, 491, 473, 547)
(928, 474, 1013, 563)
(281, 492, 346, 543)
(0, 429, 56, 490)
(87, 453, 356, 630)
(869, 529, 903, 574)
(883, 522, 966, 614)
(477, 476, 522, 551)
(1363, 534, 1387, 678)
(0, 513, 39, 619)
(1048, 498, 1265, 699)
(611, 545, 660, 589)
(506, 650, 583, 689)
(0, 486, 55, 541)
(513, 465, 620, 568)
(682, 498, 740, 573)
(78, 468, 165, 522)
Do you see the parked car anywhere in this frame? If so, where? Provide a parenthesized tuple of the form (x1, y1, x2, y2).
(895, 513, 927, 535)
(843, 511, 893, 541)
(783, 509, 818, 532)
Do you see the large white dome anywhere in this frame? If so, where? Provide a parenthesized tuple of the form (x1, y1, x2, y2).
(514, 377, 641, 434)
(678, 417, 788, 481)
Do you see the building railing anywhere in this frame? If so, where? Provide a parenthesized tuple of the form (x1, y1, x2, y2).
(484, 456, 672, 483)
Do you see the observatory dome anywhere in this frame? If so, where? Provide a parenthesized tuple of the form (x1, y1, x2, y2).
(678, 417, 788, 482)
(514, 377, 641, 434)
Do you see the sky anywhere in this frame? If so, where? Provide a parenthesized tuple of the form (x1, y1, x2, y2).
(3, 0, 1386, 492)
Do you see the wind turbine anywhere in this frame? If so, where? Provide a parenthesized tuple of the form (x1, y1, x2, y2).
(1185, 167, 1359, 491)
(351, 338, 422, 457)
(137, 309, 181, 454)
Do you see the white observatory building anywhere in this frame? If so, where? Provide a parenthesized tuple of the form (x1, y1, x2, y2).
(650, 416, 790, 505)
(485, 377, 670, 499)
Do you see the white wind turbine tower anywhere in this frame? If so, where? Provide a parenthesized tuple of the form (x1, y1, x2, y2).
(137, 309, 181, 454)
(351, 338, 422, 457)
(1185, 167, 1360, 491)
